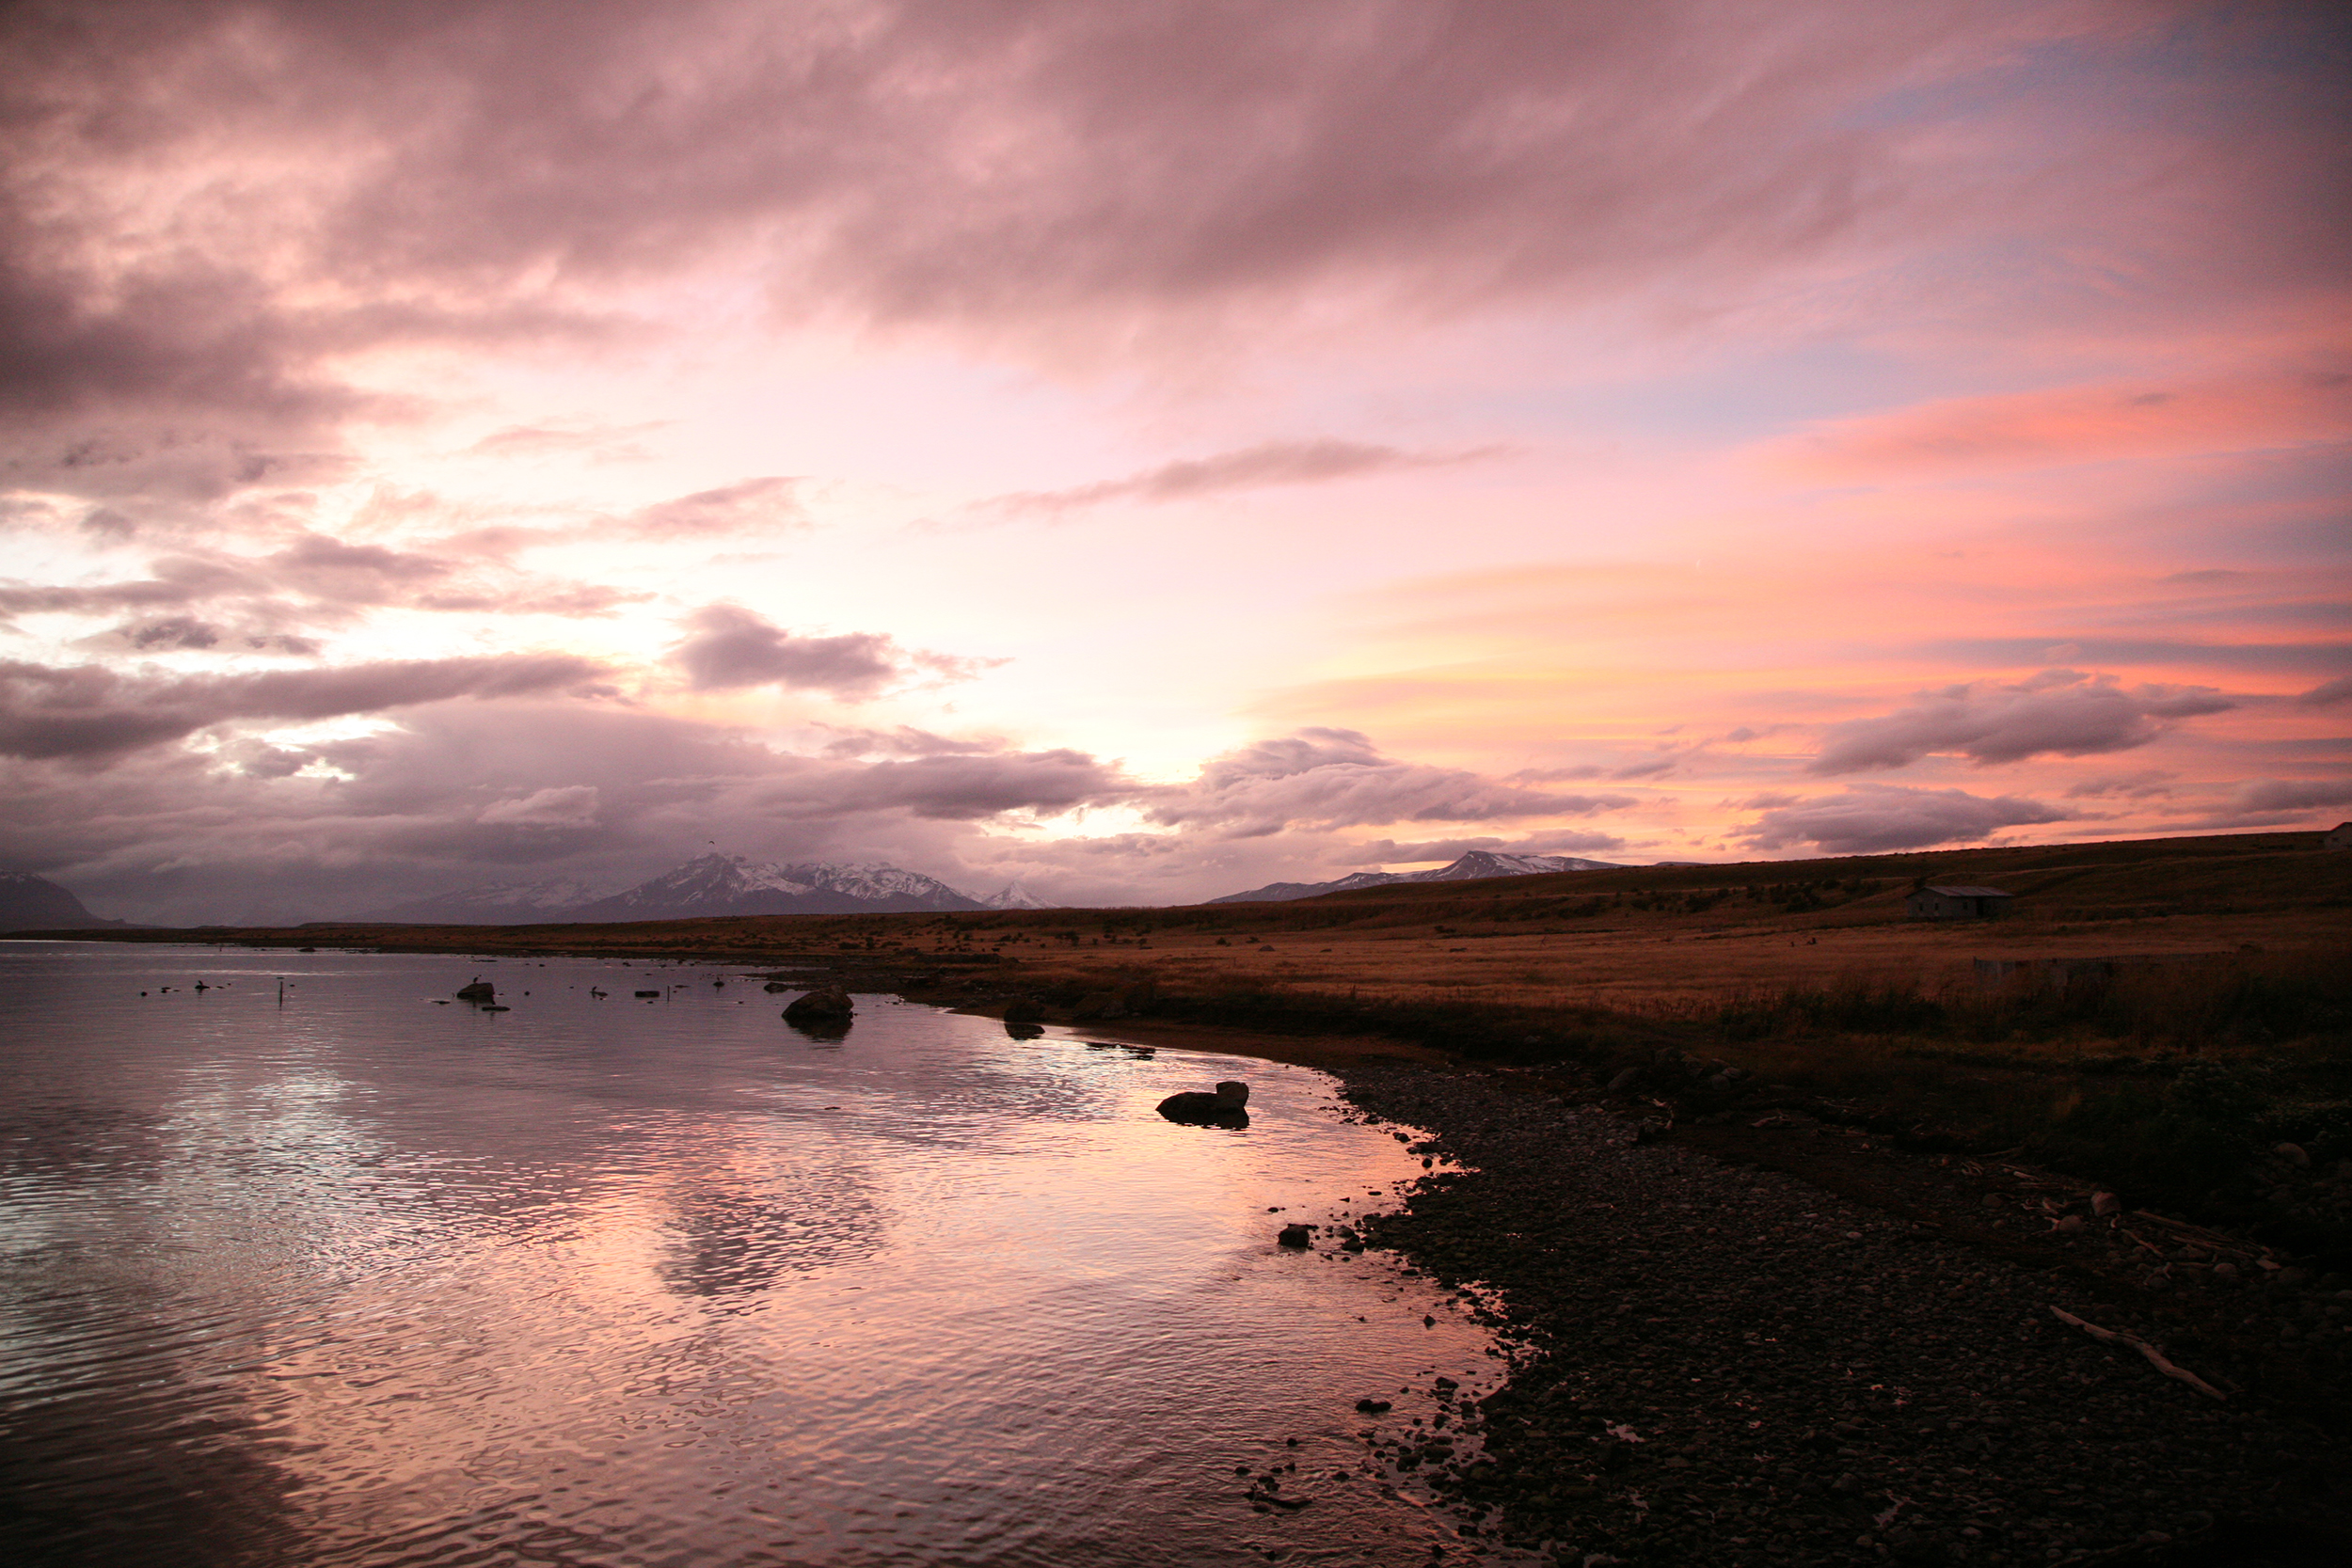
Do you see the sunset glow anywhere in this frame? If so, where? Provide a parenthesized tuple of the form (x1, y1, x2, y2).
(3, 0, 2344, 920)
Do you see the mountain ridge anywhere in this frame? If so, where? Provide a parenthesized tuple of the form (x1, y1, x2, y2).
(0, 873, 122, 930)
(1208, 849, 1621, 904)
(369, 854, 988, 924)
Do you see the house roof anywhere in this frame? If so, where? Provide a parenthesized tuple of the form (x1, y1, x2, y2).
(1920, 885, 2012, 898)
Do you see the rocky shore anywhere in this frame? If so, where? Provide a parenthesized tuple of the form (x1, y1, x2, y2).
(1326, 1062, 2350, 1567)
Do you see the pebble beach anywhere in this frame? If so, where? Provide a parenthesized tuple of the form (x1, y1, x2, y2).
(1321, 1062, 2350, 1568)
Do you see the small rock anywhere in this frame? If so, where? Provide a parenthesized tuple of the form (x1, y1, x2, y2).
(1606, 1067, 1644, 1092)
(2091, 1191, 2122, 1217)
(1356, 1398, 1392, 1414)
(2275, 1142, 2311, 1169)
(1278, 1223, 1314, 1247)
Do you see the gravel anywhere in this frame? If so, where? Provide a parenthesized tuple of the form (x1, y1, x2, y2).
(1327, 1062, 2351, 1567)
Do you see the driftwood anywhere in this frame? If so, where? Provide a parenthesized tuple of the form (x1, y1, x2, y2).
(2048, 1306, 2226, 1401)
(2127, 1208, 2272, 1254)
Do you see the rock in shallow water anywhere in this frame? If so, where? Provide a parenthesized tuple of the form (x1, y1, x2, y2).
(782, 986, 853, 1024)
(1156, 1079, 1250, 1127)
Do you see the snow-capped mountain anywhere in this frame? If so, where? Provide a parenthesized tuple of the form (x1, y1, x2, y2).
(359, 854, 987, 924)
(366, 879, 613, 923)
(979, 881, 1057, 910)
(1208, 849, 1619, 904)
(1417, 850, 1619, 881)
(571, 855, 985, 919)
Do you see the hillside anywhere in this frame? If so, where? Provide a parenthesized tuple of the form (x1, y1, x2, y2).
(0, 873, 119, 931)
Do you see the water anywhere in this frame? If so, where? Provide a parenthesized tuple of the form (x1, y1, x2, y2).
(0, 943, 1504, 1567)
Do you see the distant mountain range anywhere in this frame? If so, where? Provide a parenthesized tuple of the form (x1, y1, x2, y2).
(1208, 849, 1621, 904)
(367, 854, 1058, 923)
(0, 873, 124, 930)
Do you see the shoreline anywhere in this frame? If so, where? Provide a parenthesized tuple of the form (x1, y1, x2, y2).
(1321, 1062, 2351, 1568)
(21, 931, 2352, 1561)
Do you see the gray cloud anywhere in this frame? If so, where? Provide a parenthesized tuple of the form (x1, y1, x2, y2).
(2063, 769, 2174, 800)
(2297, 675, 2352, 707)
(816, 725, 1005, 759)
(0, 698, 1147, 920)
(1144, 726, 1637, 838)
(0, 535, 653, 638)
(0, 555, 263, 623)
(671, 604, 912, 700)
(759, 750, 1125, 822)
(1728, 792, 1803, 810)
(8, 0, 2334, 478)
(1810, 670, 2234, 774)
(0, 653, 606, 760)
(982, 439, 1498, 518)
(268, 532, 453, 603)
(1737, 784, 2072, 855)
(2226, 778, 2352, 815)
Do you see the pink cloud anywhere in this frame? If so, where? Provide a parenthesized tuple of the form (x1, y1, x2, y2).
(1770, 367, 2352, 480)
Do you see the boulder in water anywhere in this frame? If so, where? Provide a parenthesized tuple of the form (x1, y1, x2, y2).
(455, 980, 495, 1003)
(1156, 1079, 1250, 1127)
(783, 986, 855, 1025)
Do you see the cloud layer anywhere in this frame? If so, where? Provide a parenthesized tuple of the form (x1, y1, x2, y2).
(1738, 784, 2074, 855)
(0, 654, 604, 762)
(0, 2, 2344, 915)
(1810, 671, 2236, 774)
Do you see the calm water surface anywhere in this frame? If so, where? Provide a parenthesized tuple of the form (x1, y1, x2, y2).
(0, 943, 1504, 1566)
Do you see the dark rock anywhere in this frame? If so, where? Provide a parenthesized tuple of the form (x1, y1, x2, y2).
(1070, 990, 1125, 1020)
(1003, 1021, 1043, 1039)
(1279, 1223, 1314, 1247)
(455, 981, 495, 1002)
(763, 980, 790, 992)
(1606, 1067, 1644, 1092)
(1356, 1398, 1393, 1414)
(1156, 1080, 1251, 1127)
(782, 986, 854, 1024)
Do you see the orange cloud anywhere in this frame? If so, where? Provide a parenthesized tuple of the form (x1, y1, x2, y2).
(1767, 364, 2352, 480)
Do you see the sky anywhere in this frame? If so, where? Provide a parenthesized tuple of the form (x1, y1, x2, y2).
(2, 0, 2346, 923)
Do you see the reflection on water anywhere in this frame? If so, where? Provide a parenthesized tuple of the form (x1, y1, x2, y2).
(0, 943, 1502, 1567)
